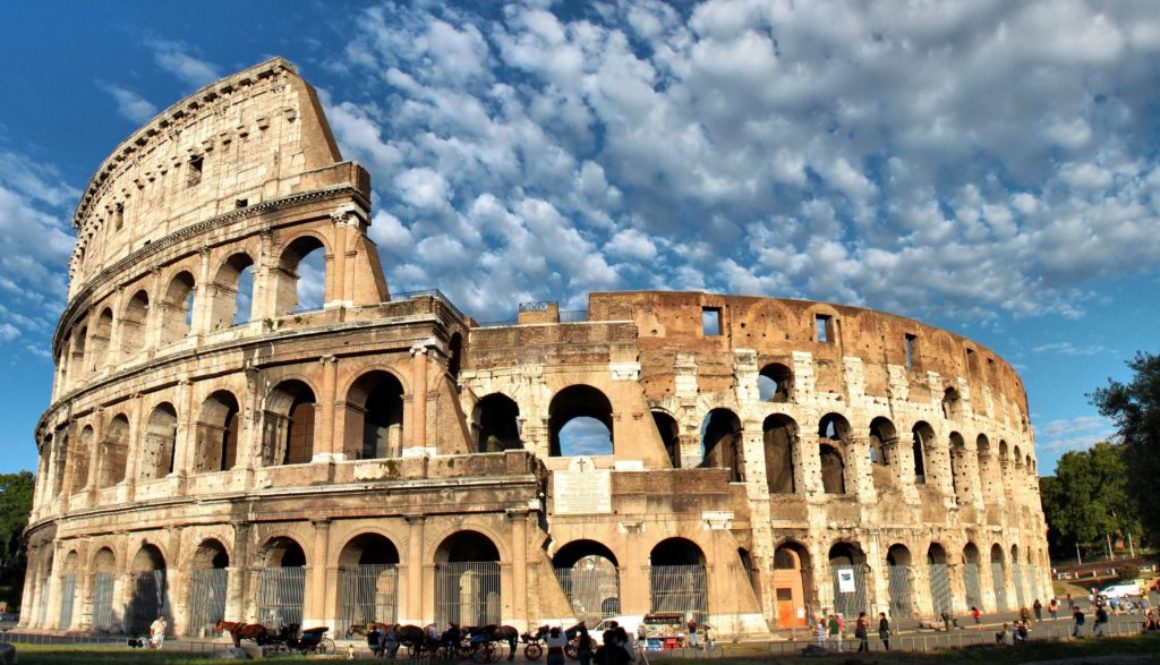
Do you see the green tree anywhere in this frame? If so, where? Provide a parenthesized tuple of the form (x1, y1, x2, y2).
(1091, 351, 1160, 544)
(1039, 442, 1140, 558)
(0, 471, 34, 602)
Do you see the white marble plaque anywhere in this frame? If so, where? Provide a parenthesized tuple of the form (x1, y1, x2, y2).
(553, 457, 612, 514)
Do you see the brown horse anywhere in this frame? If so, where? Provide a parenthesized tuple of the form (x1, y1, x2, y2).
(395, 624, 430, 650)
(215, 620, 269, 647)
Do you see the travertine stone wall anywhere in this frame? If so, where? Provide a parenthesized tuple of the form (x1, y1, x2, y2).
(24, 59, 1049, 640)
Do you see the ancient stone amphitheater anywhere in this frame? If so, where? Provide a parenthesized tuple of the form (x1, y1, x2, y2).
(23, 59, 1048, 639)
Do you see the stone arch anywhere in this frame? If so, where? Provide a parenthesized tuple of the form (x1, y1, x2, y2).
(886, 544, 915, 618)
(948, 432, 971, 504)
(962, 543, 983, 611)
(91, 307, 114, 371)
(927, 543, 952, 614)
(474, 393, 522, 453)
(818, 413, 850, 494)
(829, 542, 868, 618)
(337, 533, 401, 632)
(652, 409, 680, 468)
(700, 408, 743, 481)
(764, 414, 798, 494)
(187, 539, 230, 636)
(868, 416, 897, 490)
(58, 551, 81, 630)
(911, 421, 934, 485)
(552, 540, 621, 622)
(209, 252, 255, 330)
(98, 413, 130, 487)
(72, 425, 93, 493)
(120, 290, 150, 357)
(160, 270, 196, 345)
(976, 434, 1000, 501)
(772, 541, 811, 628)
(72, 323, 88, 379)
(345, 370, 404, 460)
(274, 234, 329, 316)
(649, 537, 708, 618)
(265, 380, 317, 465)
(49, 429, 69, 497)
(195, 390, 241, 472)
(758, 362, 793, 402)
(257, 536, 307, 629)
(549, 384, 613, 457)
(434, 530, 502, 627)
(140, 402, 178, 480)
(990, 543, 1008, 611)
(126, 544, 168, 634)
(90, 547, 118, 631)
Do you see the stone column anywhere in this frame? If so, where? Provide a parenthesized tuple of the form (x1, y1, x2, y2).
(847, 436, 875, 501)
(618, 522, 649, 617)
(403, 515, 425, 625)
(317, 356, 339, 460)
(408, 344, 429, 453)
(307, 519, 331, 626)
(172, 378, 194, 479)
(227, 522, 252, 622)
(508, 510, 529, 631)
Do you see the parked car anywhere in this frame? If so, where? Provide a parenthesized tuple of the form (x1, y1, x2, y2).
(1099, 582, 1140, 599)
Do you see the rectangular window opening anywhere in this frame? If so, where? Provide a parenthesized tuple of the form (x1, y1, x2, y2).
(187, 155, 204, 187)
(815, 314, 833, 343)
(702, 307, 721, 336)
(966, 347, 977, 373)
(235, 198, 248, 209)
(114, 203, 124, 230)
(905, 333, 917, 370)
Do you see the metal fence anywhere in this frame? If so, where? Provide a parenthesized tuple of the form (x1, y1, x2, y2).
(830, 565, 869, 619)
(92, 572, 115, 630)
(887, 565, 914, 618)
(555, 566, 621, 623)
(58, 575, 76, 630)
(126, 570, 167, 635)
(991, 563, 1008, 612)
(929, 563, 952, 615)
(257, 566, 306, 629)
(963, 563, 982, 611)
(38, 577, 50, 627)
(650, 565, 708, 617)
(1012, 562, 1026, 609)
(187, 568, 229, 637)
(435, 562, 500, 627)
(338, 564, 399, 635)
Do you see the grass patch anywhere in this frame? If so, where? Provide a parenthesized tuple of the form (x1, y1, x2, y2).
(8, 643, 332, 664)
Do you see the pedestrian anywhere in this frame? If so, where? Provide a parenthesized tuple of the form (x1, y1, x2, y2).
(701, 624, 713, 654)
(1067, 592, 1074, 610)
(813, 616, 826, 650)
(385, 624, 400, 659)
(1033, 599, 1042, 622)
(368, 624, 383, 658)
(577, 621, 593, 665)
(1019, 606, 1032, 625)
(971, 606, 981, 625)
(1048, 597, 1059, 620)
(855, 612, 870, 653)
(686, 616, 698, 649)
(1072, 606, 1085, 638)
(546, 626, 568, 665)
(877, 613, 890, 651)
(1094, 605, 1108, 637)
(1015, 621, 1029, 643)
(149, 614, 167, 649)
(827, 614, 842, 653)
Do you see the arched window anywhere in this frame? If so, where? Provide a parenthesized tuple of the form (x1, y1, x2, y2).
(99, 414, 130, 487)
(757, 363, 793, 402)
(126, 545, 167, 635)
(346, 372, 404, 459)
(911, 422, 934, 484)
(275, 236, 327, 316)
(829, 542, 867, 618)
(652, 411, 680, 468)
(434, 531, 501, 627)
(941, 387, 961, 419)
(552, 540, 621, 623)
(475, 393, 521, 452)
(949, 432, 970, 503)
(700, 408, 743, 482)
(885, 544, 913, 617)
(160, 271, 196, 344)
(649, 538, 707, 617)
(549, 385, 613, 456)
(818, 414, 850, 494)
(763, 414, 797, 494)
(121, 290, 149, 357)
(337, 534, 401, 634)
(257, 537, 307, 629)
(196, 391, 240, 472)
(141, 403, 178, 480)
(72, 426, 93, 493)
(266, 381, 317, 465)
(90, 308, 113, 372)
(187, 540, 229, 636)
(209, 253, 255, 330)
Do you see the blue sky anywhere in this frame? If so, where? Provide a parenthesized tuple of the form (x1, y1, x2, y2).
(2, 0, 1159, 476)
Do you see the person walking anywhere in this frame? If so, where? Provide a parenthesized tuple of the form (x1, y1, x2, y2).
(1033, 599, 1043, 622)
(855, 612, 870, 653)
(577, 621, 592, 665)
(813, 616, 827, 650)
(686, 616, 698, 649)
(1048, 597, 1059, 620)
(877, 613, 891, 651)
(827, 614, 842, 653)
(1072, 606, 1085, 638)
(971, 606, 981, 625)
(546, 626, 568, 665)
(367, 625, 383, 658)
(149, 615, 168, 649)
(1094, 604, 1109, 638)
(385, 624, 400, 659)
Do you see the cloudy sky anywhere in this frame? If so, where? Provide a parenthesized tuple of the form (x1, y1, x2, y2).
(2, 0, 1158, 475)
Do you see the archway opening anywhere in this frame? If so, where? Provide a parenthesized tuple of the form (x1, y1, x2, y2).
(275, 236, 327, 315)
(990, 544, 1008, 612)
(91, 548, 117, 630)
(552, 540, 621, 623)
(126, 545, 168, 635)
(338, 534, 401, 634)
(210, 253, 255, 330)
(196, 391, 240, 472)
(763, 414, 797, 494)
(700, 409, 743, 481)
(1011, 544, 1026, 609)
(949, 432, 970, 503)
(258, 537, 307, 629)
(962, 543, 983, 611)
(346, 371, 404, 460)
(757, 363, 793, 402)
(435, 531, 501, 627)
(91, 308, 113, 371)
(829, 543, 867, 619)
(885, 544, 914, 618)
(649, 538, 707, 619)
(928, 543, 952, 615)
(819, 414, 850, 494)
(868, 417, 897, 489)
(911, 422, 934, 485)
(549, 385, 613, 456)
(141, 403, 178, 480)
(160, 271, 196, 345)
(475, 393, 522, 453)
(265, 380, 317, 465)
(772, 542, 811, 628)
(188, 540, 229, 636)
(652, 411, 680, 468)
(121, 290, 149, 357)
(99, 414, 130, 487)
(58, 551, 79, 630)
(72, 426, 93, 494)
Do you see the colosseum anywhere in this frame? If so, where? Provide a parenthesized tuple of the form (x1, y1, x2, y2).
(22, 58, 1049, 639)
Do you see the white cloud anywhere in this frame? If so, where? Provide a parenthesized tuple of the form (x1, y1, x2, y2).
(1031, 342, 1109, 356)
(99, 83, 158, 123)
(1033, 414, 1118, 457)
(148, 39, 221, 88)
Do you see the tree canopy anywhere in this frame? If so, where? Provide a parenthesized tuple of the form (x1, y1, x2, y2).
(0, 471, 34, 601)
(1039, 441, 1140, 558)
(1090, 350, 1160, 542)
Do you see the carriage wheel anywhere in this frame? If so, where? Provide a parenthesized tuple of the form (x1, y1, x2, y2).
(489, 643, 503, 662)
(525, 644, 543, 661)
(320, 638, 336, 655)
(565, 643, 579, 660)
(407, 644, 419, 657)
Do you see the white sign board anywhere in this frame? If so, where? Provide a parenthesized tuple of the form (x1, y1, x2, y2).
(553, 458, 612, 514)
(837, 567, 856, 594)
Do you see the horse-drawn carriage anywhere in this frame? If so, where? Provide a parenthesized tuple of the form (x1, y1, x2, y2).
(214, 620, 334, 655)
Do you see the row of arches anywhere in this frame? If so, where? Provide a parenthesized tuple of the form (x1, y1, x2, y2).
(57, 237, 329, 392)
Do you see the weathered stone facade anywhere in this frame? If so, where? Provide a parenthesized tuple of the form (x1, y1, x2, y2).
(24, 59, 1049, 638)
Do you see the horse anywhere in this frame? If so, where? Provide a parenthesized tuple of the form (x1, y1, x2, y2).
(215, 620, 269, 648)
(490, 625, 520, 660)
(395, 624, 431, 653)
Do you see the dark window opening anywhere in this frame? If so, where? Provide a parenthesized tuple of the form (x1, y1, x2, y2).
(702, 308, 721, 336)
(763, 414, 798, 494)
(700, 409, 743, 482)
(187, 155, 204, 187)
(912, 422, 933, 484)
(758, 363, 793, 402)
(549, 385, 614, 456)
(235, 198, 248, 209)
(815, 314, 833, 343)
(114, 203, 124, 230)
(904, 334, 917, 370)
(475, 393, 521, 452)
(652, 411, 680, 468)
